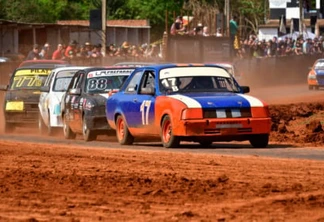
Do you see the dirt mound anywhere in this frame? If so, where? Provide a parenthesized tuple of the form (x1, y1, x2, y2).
(270, 102, 324, 146)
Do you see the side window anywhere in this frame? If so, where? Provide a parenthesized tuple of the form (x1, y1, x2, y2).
(44, 71, 55, 87)
(139, 71, 155, 93)
(71, 72, 84, 89)
(125, 71, 142, 94)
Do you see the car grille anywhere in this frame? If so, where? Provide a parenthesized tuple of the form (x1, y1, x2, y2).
(203, 108, 251, 118)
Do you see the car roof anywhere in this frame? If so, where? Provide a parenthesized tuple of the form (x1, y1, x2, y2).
(51, 66, 90, 72)
(132, 63, 227, 70)
(19, 60, 70, 68)
(113, 62, 158, 67)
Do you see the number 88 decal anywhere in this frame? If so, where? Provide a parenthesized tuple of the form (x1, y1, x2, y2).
(88, 78, 108, 91)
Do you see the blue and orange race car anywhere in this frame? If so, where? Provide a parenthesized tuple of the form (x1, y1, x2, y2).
(106, 64, 271, 148)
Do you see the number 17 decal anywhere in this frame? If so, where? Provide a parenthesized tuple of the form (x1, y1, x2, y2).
(140, 100, 152, 125)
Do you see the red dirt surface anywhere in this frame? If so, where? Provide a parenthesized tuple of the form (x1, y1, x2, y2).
(1, 90, 324, 221)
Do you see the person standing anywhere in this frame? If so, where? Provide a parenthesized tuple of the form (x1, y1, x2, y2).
(229, 15, 238, 58)
(25, 44, 40, 60)
(52, 43, 65, 60)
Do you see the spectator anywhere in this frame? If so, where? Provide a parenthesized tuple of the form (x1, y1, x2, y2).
(229, 15, 238, 58)
(215, 28, 223, 37)
(52, 43, 64, 60)
(39, 42, 51, 59)
(170, 16, 186, 35)
(64, 40, 78, 60)
(202, 26, 210, 37)
(25, 44, 40, 60)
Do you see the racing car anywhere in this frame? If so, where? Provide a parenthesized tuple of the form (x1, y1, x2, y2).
(60, 67, 135, 141)
(0, 66, 52, 132)
(106, 63, 271, 148)
(38, 66, 89, 135)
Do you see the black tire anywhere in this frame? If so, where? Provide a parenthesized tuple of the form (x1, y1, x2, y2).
(116, 115, 134, 145)
(4, 122, 14, 133)
(39, 113, 53, 136)
(199, 140, 213, 147)
(63, 114, 76, 139)
(315, 86, 320, 90)
(308, 85, 313, 90)
(82, 116, 96, 141)
(249, 134, 269, 148)
(161, 115, 180, 148)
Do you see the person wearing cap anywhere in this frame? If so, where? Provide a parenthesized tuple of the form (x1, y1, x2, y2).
(25, 44, 41, 60)
(64, 40, 78, 59)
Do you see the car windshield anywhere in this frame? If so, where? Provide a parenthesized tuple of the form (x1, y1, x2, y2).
(10, 68, 51, 90)
(85, 69, 134, 94)
(159, 66, 240, 93)
(53, 70, 79, 92)
(315, 61, 324, 69)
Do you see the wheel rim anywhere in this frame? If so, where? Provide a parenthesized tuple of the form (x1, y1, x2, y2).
(117, 117, 125, 141)
(162, 120, 171, 143)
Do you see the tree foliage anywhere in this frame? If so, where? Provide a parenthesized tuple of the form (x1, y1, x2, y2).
(0, 0, 267, 41)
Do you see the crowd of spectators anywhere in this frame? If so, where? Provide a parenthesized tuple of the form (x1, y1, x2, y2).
(234, 35, 324, 59)
(24, 40, 162, 65)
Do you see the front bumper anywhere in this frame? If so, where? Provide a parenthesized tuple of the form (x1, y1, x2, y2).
(173, 118, 271, 141)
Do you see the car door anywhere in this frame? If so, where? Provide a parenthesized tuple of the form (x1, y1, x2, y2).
(124, 69, 156, 135)
(39, 70, 55, 125)
(64, 72, 84, 131)
(70, 73, 85, 132)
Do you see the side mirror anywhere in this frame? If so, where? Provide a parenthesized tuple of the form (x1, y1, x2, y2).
(141, 87, 155, 95)
(240, 86, 250, 94)
(40, 86, 50, 92)
(0, 84, 8, 91)
(69, 88, 81, 95)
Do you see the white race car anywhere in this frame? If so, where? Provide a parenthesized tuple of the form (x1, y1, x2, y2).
(38, 66, 89, 135)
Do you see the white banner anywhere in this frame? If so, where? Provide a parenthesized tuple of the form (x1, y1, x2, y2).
(269, 0, 290, 9)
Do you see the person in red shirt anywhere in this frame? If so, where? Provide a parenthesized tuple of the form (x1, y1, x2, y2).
(52, 43, 64, 60)
(64, 40, 78, 59)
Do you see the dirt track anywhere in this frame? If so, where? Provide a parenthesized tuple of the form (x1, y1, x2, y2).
(1, 84, 324, 221)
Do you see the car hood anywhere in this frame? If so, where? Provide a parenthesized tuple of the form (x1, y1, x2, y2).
(166, 92, 266, 108)
(5, 89, 42, 102)
(315, 69, 324, 75)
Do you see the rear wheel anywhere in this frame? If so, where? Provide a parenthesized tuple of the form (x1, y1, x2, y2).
(308, 85, 313, 90)
(116, 115, 134, 145)
(63, 114, 76, 139)
(249, 134, 269, 148)
(39, 113, 53, 136)
(161, 115, 180, 148)
(82, 116, 96, 141)
(315, 86, 320, 90)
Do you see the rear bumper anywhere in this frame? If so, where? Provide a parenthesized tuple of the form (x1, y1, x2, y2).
(5, 110, 39, 126)
(85, 115, 111, 131)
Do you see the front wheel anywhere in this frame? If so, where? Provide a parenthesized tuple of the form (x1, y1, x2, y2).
(249, 134, 269, 148)
(116, 115, 134, 145)
(161, 115, 180, 148)
(82, 116, 96, 141)
(63, 114, 76, 139)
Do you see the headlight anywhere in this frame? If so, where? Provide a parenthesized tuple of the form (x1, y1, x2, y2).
(181, 108, 203, 120)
